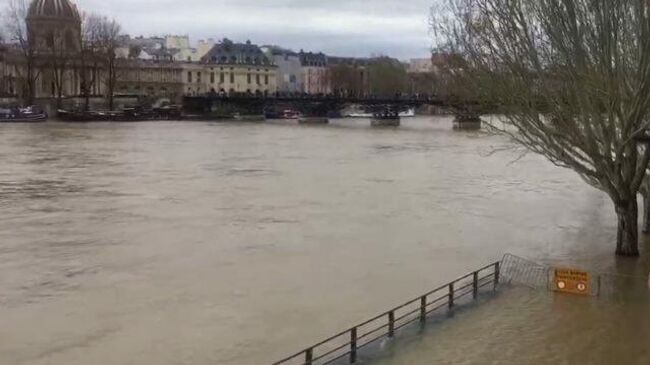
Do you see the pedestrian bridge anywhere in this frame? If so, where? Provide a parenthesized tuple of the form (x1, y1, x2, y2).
(182, 95, 486, 129)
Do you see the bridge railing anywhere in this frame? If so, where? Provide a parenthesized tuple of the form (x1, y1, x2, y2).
(271, 261, 500, 365)
(185, 93, 440, 103)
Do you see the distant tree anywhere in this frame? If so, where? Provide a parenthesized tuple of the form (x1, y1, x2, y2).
(432, 0, 650, 256)
(3, 0, 38, 105)
(78, 13, 104, 111)
(94, 16, 122, 110)
(408, 71, 435, 97)
(367, 57, 408, 97)
(43, 26, 76, 109)
(329, 64, 364, 97)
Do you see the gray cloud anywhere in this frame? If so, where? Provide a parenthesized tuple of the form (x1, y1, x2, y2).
(61, 0, 435, 59)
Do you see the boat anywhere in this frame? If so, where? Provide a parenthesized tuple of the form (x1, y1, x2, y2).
(0, 106, 48, 123)
(282, 109, 300, 119)
(453, 112, 482, 130)
(348, 108, 416, 118)
(57, 105, 182, 122)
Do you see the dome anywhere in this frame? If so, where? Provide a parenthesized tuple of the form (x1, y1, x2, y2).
(27, 0, 80, 20)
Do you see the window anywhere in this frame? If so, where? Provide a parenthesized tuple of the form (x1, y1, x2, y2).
(187, 56, 191, 62)
(210, 72, 215, 84)
(265, 75, 269, 85)
(187, 71, 192, 83)
(220, 72, 225, 83)
(230, 72, 234, 83)
(197, 72, 202, 82)
(247, 73, 251, 84)
(256, 74, 260, 85)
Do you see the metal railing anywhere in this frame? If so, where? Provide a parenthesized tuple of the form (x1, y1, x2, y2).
(272, 261, 501, 365)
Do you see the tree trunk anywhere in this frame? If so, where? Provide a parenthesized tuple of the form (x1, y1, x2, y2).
(643, 193, 650, 234)
(84, 93, 90, 111)
(56, 88, 62, 110)
(615, 199, 640, 257)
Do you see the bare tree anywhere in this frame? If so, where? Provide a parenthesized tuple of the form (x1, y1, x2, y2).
(3, 0, 38, 105)
(44, 29, 74, 109)
(94, 16, 121, 110)
(77, 13, 105, 111)
(432, 0, 650, 256)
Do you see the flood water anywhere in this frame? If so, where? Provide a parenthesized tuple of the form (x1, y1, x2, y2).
(0, 117, 648, 365)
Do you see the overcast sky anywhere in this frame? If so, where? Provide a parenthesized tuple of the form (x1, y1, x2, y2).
(45, 0, 435, 60)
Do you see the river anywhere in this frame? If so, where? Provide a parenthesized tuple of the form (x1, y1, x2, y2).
(0, 117, 648, 365)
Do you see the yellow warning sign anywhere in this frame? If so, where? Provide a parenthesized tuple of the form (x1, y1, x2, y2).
(554, 268, 590, 296)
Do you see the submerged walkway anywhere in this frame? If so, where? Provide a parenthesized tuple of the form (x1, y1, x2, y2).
(370, 284, 650, 365)
(272, 255, 650, 365)
(272, 262, 501, 365)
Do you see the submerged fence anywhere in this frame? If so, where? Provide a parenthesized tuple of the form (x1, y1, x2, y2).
(500, 253, 650, 298)
(273, 254, 650, 365)
(272, 262, 500, 365)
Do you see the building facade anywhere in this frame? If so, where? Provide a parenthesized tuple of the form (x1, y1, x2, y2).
(116, 60, 183, 100)
(408, 58, 433, 73)
(299, 51, 329, 95)
(201, 39, 277, 95)
(262, 46, 301, 94)
(1, 0, 188, 109)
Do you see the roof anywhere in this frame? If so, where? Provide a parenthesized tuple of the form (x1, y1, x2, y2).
(299, 51, 327, 67)
(202, 39, 273, 66)
(263, 45, 298, 57)
(27, 0, 80, 21)
(327, 56, 370, 67)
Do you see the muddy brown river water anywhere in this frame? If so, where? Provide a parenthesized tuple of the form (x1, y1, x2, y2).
(0, 117, 648, 365)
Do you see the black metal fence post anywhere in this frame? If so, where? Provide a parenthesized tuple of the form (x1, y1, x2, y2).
(473, 271, 479, 299)
(350, 327, 358, 363)
(388, 311, 395, 337)
(420, 295, 427, 323)
(448, 283, 455, 309)
(494, 262, 501, 290)
(305, 348, 313, 365)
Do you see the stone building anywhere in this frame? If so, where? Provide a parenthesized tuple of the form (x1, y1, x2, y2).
(261, 46, 301, 94)
(408, 58, 433, 73)
(115, 60, 183, 100)
(299, 51, 329, 95)
(25, 0, 82, 100)
(181, 62, 206, 96)
(200, 39, 277, 95)
(1, 0, 185, 110)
